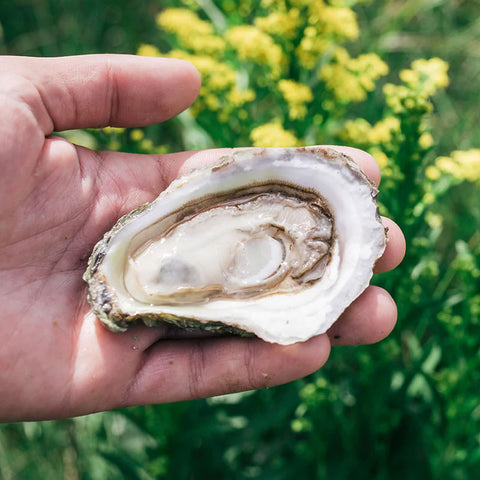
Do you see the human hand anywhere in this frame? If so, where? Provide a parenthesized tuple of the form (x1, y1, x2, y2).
(0, 55, 405, 422)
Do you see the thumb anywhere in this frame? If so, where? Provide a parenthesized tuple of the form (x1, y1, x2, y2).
(0, 54, 201, 133)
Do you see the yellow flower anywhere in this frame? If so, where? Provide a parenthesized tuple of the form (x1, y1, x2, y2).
(278, 79, 313, 104)
(425, 165, 441, 181)
(370, 117, 400, 144)
(425, 211, 443, 229)
(370, 148, 390, 169)
(383, 83, 432, 114)
(130, 129, 144, 142)
(319, 51, 388, 103)
(435, 156, 457, 174)
(385, 58, 449, 114)
(227, 88, 256, 107)
(226, 25, 286, 76)
(350, 53, 389, 89)
(137, 44, 162, 57)
(165, 51, 238, 116)
(423, 192, 435, 204)
(340, 116, 399, 145)
(295, 0, 360, 69)
(278, 79, 313, 120)
(250, 122, 300, 147)
(287, 105, 307, 120)
(140, 139, 154, 152)
(400, 58, 449, 97)
(296, 36, 331, 69)
(435, 150, 480, 183)
(205, 93, 220, 111)
(419, 132, 434, 150)
(307, 1, 359, 40)
(320, 64, 366, 102)
(255, 9, 300, 39)
(157, 8, 225, 55)
(168, 50, 236, 91)
(341, 118, 372, 143)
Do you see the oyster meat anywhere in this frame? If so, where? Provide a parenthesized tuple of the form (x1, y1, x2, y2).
(83, 147, 386, 344)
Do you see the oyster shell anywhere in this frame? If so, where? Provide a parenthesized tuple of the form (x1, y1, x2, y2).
(83, 147, 386, 344)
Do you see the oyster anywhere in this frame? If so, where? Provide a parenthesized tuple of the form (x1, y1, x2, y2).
(83, 147, 386, 344)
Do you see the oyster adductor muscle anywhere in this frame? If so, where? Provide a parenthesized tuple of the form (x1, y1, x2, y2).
(83, 147, 386, 344)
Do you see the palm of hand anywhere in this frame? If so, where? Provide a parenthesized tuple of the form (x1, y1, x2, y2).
(0, 119, 164, 419)
(0, 55, 404, 422)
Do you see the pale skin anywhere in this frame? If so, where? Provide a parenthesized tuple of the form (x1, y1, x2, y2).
(0, 55, 406, 422)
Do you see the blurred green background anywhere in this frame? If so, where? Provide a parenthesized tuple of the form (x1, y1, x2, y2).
(1, 1, 480, 479)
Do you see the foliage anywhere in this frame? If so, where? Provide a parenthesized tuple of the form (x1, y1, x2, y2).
(137, 0, 390, 148)
(1, 0, 480, 479)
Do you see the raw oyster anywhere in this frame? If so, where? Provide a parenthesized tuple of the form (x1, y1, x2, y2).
(83, 147, 386, 344)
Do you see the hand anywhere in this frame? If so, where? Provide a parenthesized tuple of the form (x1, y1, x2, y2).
(0, 55, 405, 422)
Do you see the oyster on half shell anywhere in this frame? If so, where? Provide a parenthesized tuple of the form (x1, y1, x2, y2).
(83, 147, 386, 345)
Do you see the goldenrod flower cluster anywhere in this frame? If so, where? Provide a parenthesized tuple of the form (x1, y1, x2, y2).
(143, 2, 444, 156)
(428, 150, 480, 183)
(418, 132, 434, 150)
(250, 123, 300, 147)
(156, 8, 225, 55)
(146, 3, 388, 132)
(143, 8, 272, 125)
(400, 58, 449, 97)
(384, 58, 449, 114)
(341, 117, 400, 146)
(319, 49, 389, 103)
(340, 117, 400, 173)
(278, 80, 314, 120)
(297, 1, 359, 68)
(255, 9, 301, 39)
(308, 2, 359, 39)
(227, 88, 256, 107)
(296, 31, 330, 70)
(226, 26, 286, 77)
(384, 84, 431, 114)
